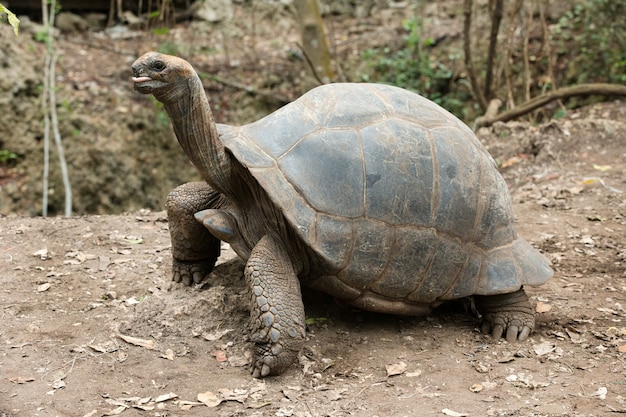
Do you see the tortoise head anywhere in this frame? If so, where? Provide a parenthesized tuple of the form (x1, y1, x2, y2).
(131, 52, 196, 103)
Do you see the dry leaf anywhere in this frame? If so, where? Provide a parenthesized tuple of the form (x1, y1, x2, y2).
(197, 391, 222, 407)
(385, 361, 407, 377)
(132, 404, 154, 411)
(177, 400, 204, 410)
(442, 408, 469, 416)
(473, 362, 490, 373)
(500, 156, 521, 168)
(593, 164, 612, 171)
(88, 340, 118, 353)
(37, 283, 51, 292)
(591, 386, 607, 400)
(33, 248, 49, 260)
(228, 353, 250, 367)
(117, 333, 156, 350)
(533, 341, 556, 356)
(218, 388, 248, 403)
(161, 349, 175, 360)
(103, 405, 127, 416)
(535, 301, 552, 313)
(469, 383, 483, 393)
(10, 376, 35, 384)
(154, 392, 178, 402)
(211, 350, 228, 362)
(203, 328, 235, 341)
(565, 327, 584, 343)
(583, 177, 623, 193)
(52, 379, 66, 389)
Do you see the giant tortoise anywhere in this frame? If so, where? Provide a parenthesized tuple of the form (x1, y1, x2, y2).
(131, 52, 553, 377)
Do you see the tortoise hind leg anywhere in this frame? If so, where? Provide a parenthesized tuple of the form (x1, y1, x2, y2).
(166, 182, 225, 286)
(475, 288, 535, 342)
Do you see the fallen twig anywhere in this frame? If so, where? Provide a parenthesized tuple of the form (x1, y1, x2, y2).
(474, 83, 626, 129)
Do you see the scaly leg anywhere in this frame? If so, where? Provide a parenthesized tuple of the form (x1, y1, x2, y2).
(166, 182, 225, 285)
(245, 235, 306, 377)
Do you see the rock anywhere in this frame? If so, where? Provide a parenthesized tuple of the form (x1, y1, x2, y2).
(55, 12, 88, 33)
(120, 11, 143, 29)
(192, 0, 233, 23)
(84, 13, 108, 31)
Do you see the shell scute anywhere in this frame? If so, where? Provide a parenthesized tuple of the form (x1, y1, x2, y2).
(338, 219, 394, 291)
(361, 119, 434, 225)
(278, 129, 364, 218)
(222, 83, 552, 301)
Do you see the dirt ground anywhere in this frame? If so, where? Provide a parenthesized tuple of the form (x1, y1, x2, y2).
(2, 1, 626, 416)
(1, 99, 625, 417)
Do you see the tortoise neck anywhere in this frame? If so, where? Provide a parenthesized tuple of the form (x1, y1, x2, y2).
(163, 74, 231, 193)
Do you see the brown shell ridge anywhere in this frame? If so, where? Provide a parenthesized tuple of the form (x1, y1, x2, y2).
(404, 237, 440, 297)
(470, 148, 488, 242)
(426, 127, 441, 225)
(438, 250, 476, 300)
(356, 225, 398, 292)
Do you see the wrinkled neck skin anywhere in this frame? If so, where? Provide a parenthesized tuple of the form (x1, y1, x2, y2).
(157, 74, 232, 195)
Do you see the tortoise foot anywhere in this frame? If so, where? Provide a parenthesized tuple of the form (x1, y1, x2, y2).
(250, 337, 298, 378)
(172, 258, 216, 286)
(476, 288, 535, 342)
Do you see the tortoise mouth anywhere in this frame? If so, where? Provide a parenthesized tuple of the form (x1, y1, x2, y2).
(132, 76, 166, 94)
(132, 76, 152, 83)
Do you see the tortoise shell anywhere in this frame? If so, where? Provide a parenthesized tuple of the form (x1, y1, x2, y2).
(220, 83, 552, 304)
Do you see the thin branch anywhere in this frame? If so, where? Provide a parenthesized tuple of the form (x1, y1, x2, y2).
(484, 0, 503, 100)
(522, 1, 533, 104)
(502, 0, 524, 110)
(463, 0, 488, 110)
(474, 83, 626, 129)
(295, 41, 325, 86)
(41, 0, 72, 217)
(41, 0, 50, 217)
(49, 50, 72, 217)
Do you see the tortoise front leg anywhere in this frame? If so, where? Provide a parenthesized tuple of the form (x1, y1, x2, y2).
(475, 288, 535, 342)
(166, 182, 225, 285)
(245, 235, 306, 377)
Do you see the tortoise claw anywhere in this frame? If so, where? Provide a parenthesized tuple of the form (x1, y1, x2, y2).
(172, 258, 216, 286)
(476, 289, 536, 342)
(518, 326, 531, 341)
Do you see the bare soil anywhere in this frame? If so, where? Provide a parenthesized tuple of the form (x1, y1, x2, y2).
(2, 101, 625, 417)
(2, 1, 626, 416)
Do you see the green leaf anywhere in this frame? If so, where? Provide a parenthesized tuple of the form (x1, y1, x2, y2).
(123, 238, 144, 244)
(305, 317, 328, 325)
(0, 5, 20, 36)
(152, 27, 168, 36)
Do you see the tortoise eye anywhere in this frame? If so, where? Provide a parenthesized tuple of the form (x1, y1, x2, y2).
(152, 60, 166, 72)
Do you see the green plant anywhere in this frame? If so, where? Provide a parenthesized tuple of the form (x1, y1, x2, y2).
(359, 18, 469, 119)
(34, 30, 49, 43)
(0, 5, 19, 36)
(157, 41, 180, 56)
(553, 0, 626, 84)
(0, 149, 18, 164)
